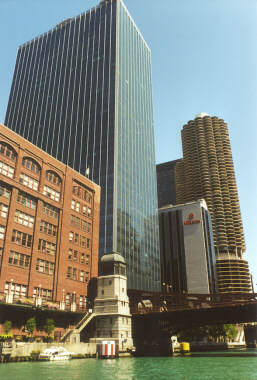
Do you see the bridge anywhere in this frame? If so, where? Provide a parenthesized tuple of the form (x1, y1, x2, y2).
(128, 292, 257, 356)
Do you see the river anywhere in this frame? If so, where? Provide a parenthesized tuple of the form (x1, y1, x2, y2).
(0, 351, 256, 380)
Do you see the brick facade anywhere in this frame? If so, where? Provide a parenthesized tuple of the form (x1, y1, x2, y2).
(0, 123, 100, 311)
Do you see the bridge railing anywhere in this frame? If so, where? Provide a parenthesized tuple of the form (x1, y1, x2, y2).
(130, 292, 257, 315)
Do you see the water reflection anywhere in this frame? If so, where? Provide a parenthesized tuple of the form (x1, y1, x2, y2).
(0, 353, 256, 380)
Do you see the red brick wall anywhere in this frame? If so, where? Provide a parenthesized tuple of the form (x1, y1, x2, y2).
(0, 123, 100, 309)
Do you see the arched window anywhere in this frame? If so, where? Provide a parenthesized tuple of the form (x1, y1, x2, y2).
(45, 170, 61, 186)
(0, 142, 17, 162)
(22, 157, 41, 175)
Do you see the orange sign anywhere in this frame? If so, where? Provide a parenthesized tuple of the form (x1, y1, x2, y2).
(184, 213, 200, 225)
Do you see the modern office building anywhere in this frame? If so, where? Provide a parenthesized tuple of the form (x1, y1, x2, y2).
(5, 0, 160, 291)
(159, 199, 217, 295)
(0, 122, 100, 311)
(156, 159, 182, 209)
(175, 113, 251, 293)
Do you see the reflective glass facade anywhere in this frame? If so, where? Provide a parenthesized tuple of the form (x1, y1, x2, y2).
(5, 0, 160, 291)
(156, 159, 182, 208)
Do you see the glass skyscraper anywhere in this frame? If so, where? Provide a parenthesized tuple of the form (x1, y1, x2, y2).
(5, 0, 160, 291)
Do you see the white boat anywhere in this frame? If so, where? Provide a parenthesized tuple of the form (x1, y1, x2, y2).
(39, 346, 73, 361)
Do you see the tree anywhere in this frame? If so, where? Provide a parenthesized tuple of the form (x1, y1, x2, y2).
(3, 320, 12, 335)
(177, 326, 208, 342)
(25, 317, 36, 337)
(206, 324, 225, 342)
(223, 324, 237, 342)
(176, 323, 238, 343)
(43, 319, 55, 337)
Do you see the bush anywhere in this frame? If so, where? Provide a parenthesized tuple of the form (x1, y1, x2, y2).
(4, 320, 12, 334)
(43, 318, 55, 337)
(0, 334, 13, 342)
(42, 336, 54, 343)
(25, 317, 36, 337)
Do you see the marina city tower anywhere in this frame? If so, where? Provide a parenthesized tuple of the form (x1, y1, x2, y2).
(5, 0, 161, 291)
(175, 113, 251, 293)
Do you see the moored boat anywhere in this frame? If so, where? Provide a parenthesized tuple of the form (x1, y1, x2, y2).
(39, 346, 73, 361)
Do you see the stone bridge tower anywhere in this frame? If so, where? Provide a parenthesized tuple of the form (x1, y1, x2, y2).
(92, 253, 134, 352)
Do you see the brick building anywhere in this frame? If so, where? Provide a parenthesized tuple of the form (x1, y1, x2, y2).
(0, 123, 100, 312)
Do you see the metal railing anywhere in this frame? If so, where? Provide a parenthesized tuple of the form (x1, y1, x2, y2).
(0, 291, 87, 313)
(130, 292, 257, 315)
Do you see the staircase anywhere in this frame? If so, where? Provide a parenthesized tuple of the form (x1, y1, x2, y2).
(60, 311, 96, 342)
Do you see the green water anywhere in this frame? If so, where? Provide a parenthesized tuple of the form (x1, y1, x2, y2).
(0, 353, 256, 380)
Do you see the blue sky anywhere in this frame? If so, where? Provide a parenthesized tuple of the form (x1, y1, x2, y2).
(0, 0, 256, 284)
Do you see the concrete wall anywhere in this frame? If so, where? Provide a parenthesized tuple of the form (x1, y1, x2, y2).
(10, 342, 96, 357)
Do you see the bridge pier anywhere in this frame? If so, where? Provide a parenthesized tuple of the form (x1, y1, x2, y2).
(132, 317, 171, 356)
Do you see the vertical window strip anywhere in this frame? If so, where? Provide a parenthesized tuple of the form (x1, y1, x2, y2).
(36, 32, 52, 148)
(19, 38, 37, 137)
(27, 36, 43, 141)
(45, 29, 60, 151)
(59, 21, 75, 162)
(5, 48, 22, 128)
(33, 33, 49, 144)
(66, 15, 82, 167)
(79, 11, 91, 172)
(99, 5, 108, 194)
(22, 38, 40, 140)
(104, 1, 113, 254)
(48, 28, 62, 155)
(11, 44, 31, 135)
(72, 14, 86, 168)
(85, 8, 97, 173)
(91, 5, 102, 179)
(41, 30, 57, 149)
(55, 23, 72, 156)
